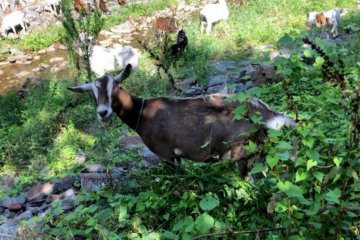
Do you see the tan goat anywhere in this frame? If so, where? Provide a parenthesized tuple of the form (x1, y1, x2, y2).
(68, 64, 295, 176)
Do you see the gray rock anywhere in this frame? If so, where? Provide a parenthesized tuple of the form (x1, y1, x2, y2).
(207, 75, 229, 93)
(0, 223, 17, 240)
(46, 45, 56, 52)
(1, 174, 15, 191)
(0, 196, 25, 208)
(26, 182, 53, 204)
(52, 176, 75, 194)
(119, 135, 143, 148)
(86, 163, 105, 173)
(75, 151, 86, 164)
(49, 57, 65, 64)
(62, 188, 76, 199)
(15, 71, 32, 79)
(141, 147, 160, 166)
(80, 172, 126, 192)
(210, 60, 237, 74)
(60, 199, 75, 211)
(15, 210, 33, 222)
(110, 21, 135, 34)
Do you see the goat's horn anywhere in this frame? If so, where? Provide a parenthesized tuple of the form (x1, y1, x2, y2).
(67, 83, 92, 92)
(114, 64, 132, 84)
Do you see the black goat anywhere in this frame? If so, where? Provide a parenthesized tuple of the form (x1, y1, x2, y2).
(171, 30, 188, 56)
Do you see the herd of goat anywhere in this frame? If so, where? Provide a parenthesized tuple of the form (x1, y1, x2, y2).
(1, 0, 347, 178)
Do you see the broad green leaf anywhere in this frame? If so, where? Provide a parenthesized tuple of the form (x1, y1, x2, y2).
(275, 202, 287, 213)
(199, 196, 220, 211)
(266, 155, 279, 168)
(304, 202, 321, 216)
(250, 113, 263, 124)
(233, 105, 247, 120)
(201, 141, 210, 148)
(295, 169, 309, 182)
(247, 141, 257, 154)
(325, 188, 341, 204)
(314, 56, 325, 68)
(279, 152, 291, 161)
(195, 213, 215, 234)
(161, 231, 178, 240)
(351, 169, 359, 181)
(313, 172, 325, 182)
(306, 159, 317, 171)
(303, 49, 313, 57)
(268, 129, 282, 138)
(118, 205, 128, 222)
(277, 34, 294, 46)
(333, 157, 342, 167)
(277, 181, 304, 199)
(251, 163, 266, 174)
(277, 141, 293, 150)
(302, 138, 315, 149)
(172, 216, 194, 233)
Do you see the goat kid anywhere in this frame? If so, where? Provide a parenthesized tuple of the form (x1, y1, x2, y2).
(1, 10, 27, 37)
(200, 0, 229, 34)
(68, 64, 295, 177)
(171, 29, 188, 56)
(307, 8, 341, 38)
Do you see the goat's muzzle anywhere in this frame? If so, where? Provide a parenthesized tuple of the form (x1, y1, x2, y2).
(97, 104, 113, 122)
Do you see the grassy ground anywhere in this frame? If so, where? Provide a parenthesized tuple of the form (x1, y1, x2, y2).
(0, 0, 359, 239)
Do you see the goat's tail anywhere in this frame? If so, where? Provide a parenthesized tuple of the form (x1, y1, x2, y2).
(248, 98, 295, 130)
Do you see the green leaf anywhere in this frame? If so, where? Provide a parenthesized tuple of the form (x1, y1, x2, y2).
(313, 172, 325, 182)
(266, 155, 279, 168)
(333, 157, 342, 167)
(325, 188, 341, 204)
(314, 56, 325, 68)
(268, 129, 282, 138)
(275, 202, 287, 213)
(279, 152, 291, 161)
(295, 169, 309, 182)
(118, 205, 128, 222)
(201, 141, 210, 148)
(302, 138, 315, 149)
(173, 216, 194, 233)
(303, 49, 313, 58)
(247, 141, 257, 154)
(251, 163, 266, 174)
(199, 196, 220, 211)
(277, 181, 304, 199)
(306, 159, 317, 171)
(250, 113, 263, 124)
(277, 34, 294, 46)
(277, 141, 293, 150)
(195, 213, 215, 234)
(161, 231, 178, 240)
(233, 105, 247, 120)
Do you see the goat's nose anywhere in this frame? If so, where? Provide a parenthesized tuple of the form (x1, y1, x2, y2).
(98, 110, 108, 118)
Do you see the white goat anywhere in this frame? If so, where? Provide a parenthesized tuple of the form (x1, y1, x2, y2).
(307, 8, 342, 38)
(90, 45, 140, 77)
(200, 0, 229, 34)
(1, 10, 27, 37)
(0, 0, 10, 11)
(44, 0, 61, 14)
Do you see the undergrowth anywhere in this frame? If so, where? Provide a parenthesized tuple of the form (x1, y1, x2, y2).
(0, 0, 359, 239)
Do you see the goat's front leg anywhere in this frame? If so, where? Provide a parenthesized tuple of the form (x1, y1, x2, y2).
(330, 22, 338, 38)
(200, 20, 205, 34)
(206, 21, 212, 34)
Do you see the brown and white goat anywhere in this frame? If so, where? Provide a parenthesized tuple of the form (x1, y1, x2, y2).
(68, 64, 295, 176)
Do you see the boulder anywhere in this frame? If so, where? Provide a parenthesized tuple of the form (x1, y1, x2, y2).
(52, 176, 75, 194)
(0, 223, 17, 240)
(26, 182, 53, 205)
(0, 196, 25, 208)
(80, 172, 125, 192)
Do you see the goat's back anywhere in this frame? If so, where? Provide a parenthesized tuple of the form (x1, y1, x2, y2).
(138, 95, 258, 161)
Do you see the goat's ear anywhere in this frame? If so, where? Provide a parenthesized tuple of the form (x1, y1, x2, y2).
(67, 83, 92, 93)
(114, 64, 132, 84)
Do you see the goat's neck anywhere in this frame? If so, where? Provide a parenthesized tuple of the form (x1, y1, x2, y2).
(112, 88, 144, 131)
